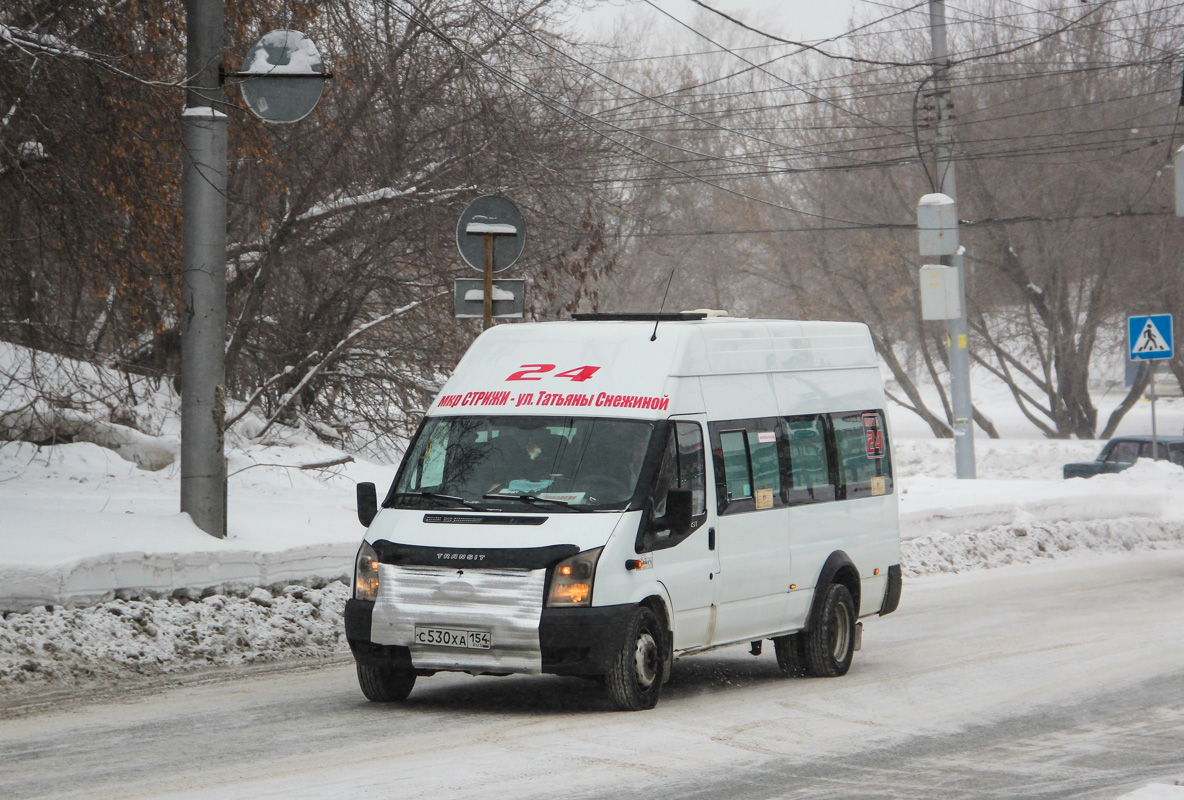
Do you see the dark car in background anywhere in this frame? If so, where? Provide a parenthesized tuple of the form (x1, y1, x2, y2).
(1063, 435, 1184, 479)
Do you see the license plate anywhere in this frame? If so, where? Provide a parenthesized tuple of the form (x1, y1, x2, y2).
(414, 626, 491, 650)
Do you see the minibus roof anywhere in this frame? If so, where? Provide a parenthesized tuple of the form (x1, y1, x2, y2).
(428, 317, 877, 418)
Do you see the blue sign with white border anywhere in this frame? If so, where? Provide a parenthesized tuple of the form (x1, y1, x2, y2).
(1128, 314, 1174, 361)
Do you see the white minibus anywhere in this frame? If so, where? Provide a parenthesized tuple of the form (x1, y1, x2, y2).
(347, 313, 901, 710)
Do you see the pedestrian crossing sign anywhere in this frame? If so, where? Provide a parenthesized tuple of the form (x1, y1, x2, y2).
(1128, 314, 1174, 361)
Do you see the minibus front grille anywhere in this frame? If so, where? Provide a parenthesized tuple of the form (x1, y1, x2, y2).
(370, 564, 547, 675)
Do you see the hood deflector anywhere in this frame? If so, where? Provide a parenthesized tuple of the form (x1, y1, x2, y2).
(372, 541, 580, 570)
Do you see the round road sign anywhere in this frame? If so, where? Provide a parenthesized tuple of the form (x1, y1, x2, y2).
(455, 195, 527, 274)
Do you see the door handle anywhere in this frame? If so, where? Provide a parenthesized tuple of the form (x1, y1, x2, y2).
(708, 527, 716, 551)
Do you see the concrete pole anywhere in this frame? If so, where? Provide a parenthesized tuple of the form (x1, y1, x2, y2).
(929, 0, 976, 479)
(181, 0, 228, 536)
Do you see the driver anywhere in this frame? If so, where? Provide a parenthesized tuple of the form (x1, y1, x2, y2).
(486, 426, 554, 493)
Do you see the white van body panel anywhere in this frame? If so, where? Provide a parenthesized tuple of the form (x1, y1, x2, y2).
(350, 317, 900, 683)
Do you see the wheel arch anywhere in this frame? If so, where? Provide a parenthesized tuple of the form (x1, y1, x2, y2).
(636, 589, 672, 647)
(807, 551, 861, 627)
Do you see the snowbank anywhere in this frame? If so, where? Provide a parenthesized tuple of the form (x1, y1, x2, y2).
(0, 580, 349, 700)
(0, 434, 397, 612)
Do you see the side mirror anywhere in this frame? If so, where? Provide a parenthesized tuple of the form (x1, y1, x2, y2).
(652, 488, 693, 534)
(357, 482, 378, 527)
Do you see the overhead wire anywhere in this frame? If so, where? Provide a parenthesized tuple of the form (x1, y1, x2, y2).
(372, 0, 1184, 239)
(380, 0, 895, 228)
(467, 0, 866, 164)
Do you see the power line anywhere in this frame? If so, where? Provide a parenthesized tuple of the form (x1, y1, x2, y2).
(620, 206, 1177, 238)
(380, 0, 892, 228)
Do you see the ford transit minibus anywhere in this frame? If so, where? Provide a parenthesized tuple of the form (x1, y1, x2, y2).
(346, 313, 901, 710)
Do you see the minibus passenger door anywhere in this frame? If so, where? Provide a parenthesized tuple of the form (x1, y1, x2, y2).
(708, 418, 793, 644)
(650, 417, 719, 651)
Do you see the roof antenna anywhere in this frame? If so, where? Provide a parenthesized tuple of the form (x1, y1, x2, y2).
(651, 269, 676, 342)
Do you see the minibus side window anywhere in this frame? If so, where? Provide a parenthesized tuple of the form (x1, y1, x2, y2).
(647, 422, 708, 551)
(710, 420, 784, 514)
(675, 422, 708, 517)
(718, 431, 751, 502)
(830, 410, 893, 499)
(782, 415, 836, 504)
(748, 433, 780, 500)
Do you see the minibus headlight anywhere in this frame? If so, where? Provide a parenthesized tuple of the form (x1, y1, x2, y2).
(547, 547, 602, 607)
(354, 541, 380, 601)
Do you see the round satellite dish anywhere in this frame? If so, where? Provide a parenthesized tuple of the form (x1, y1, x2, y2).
(239, 30, 326, 124)
(456, 196, 527, 273)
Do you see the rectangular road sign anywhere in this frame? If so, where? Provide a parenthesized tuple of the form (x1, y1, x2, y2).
(1129, 314, 1174, 361)
(454, 278, 524, 319)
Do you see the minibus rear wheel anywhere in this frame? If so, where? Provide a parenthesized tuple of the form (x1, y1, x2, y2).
(605, 606, 665, 711)
(773, 632, 808, 678)
(356, 662, 416, 702)
(803, 583, 856, 678)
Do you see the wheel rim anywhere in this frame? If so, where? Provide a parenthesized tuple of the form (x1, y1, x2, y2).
(829, 602, 851, 663)
(633, 630, 659, 689)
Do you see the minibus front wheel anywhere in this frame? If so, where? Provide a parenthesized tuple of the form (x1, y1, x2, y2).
(356, 662, 416, 702)
(605, 606, 665, 711)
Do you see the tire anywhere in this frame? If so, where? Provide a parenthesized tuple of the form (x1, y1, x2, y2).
(803, 583, 856, 678)
(773, 632, 809, 678)
(605, 606, 665, 711)
(356, 662, 416, 702)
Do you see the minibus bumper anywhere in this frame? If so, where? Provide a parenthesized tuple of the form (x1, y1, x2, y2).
(345, 598, 635, 677)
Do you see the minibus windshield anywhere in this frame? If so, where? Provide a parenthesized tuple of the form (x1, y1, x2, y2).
(390, 416, 656, 512)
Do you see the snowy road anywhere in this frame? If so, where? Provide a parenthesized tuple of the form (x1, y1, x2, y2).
(3, 551, 1184, 800)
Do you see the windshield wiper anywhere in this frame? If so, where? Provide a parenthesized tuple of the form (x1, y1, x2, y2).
(482, 493, 591, 513)
(389, 491, 486, 511)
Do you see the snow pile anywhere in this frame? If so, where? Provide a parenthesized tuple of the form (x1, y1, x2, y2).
(903, 517, 1184, 577)
(893, 437, 1102, 481)
(0, 342, 179, 470)
(900, 459, 1184, 574)
(0, 436, 388, 612)
(0, 580, 349, 700)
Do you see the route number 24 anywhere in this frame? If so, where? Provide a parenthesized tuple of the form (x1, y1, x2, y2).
(506, 364, 600, 382)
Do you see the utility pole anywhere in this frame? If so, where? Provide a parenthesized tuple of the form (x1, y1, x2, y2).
(928, 0, 976, 479)
(181, 0, 228, 536)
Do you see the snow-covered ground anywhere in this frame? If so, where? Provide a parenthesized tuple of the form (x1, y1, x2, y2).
(4, 341, 1184, 706)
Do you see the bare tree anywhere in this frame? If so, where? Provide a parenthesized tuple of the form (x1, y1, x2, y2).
(1, 0, 625, 457)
